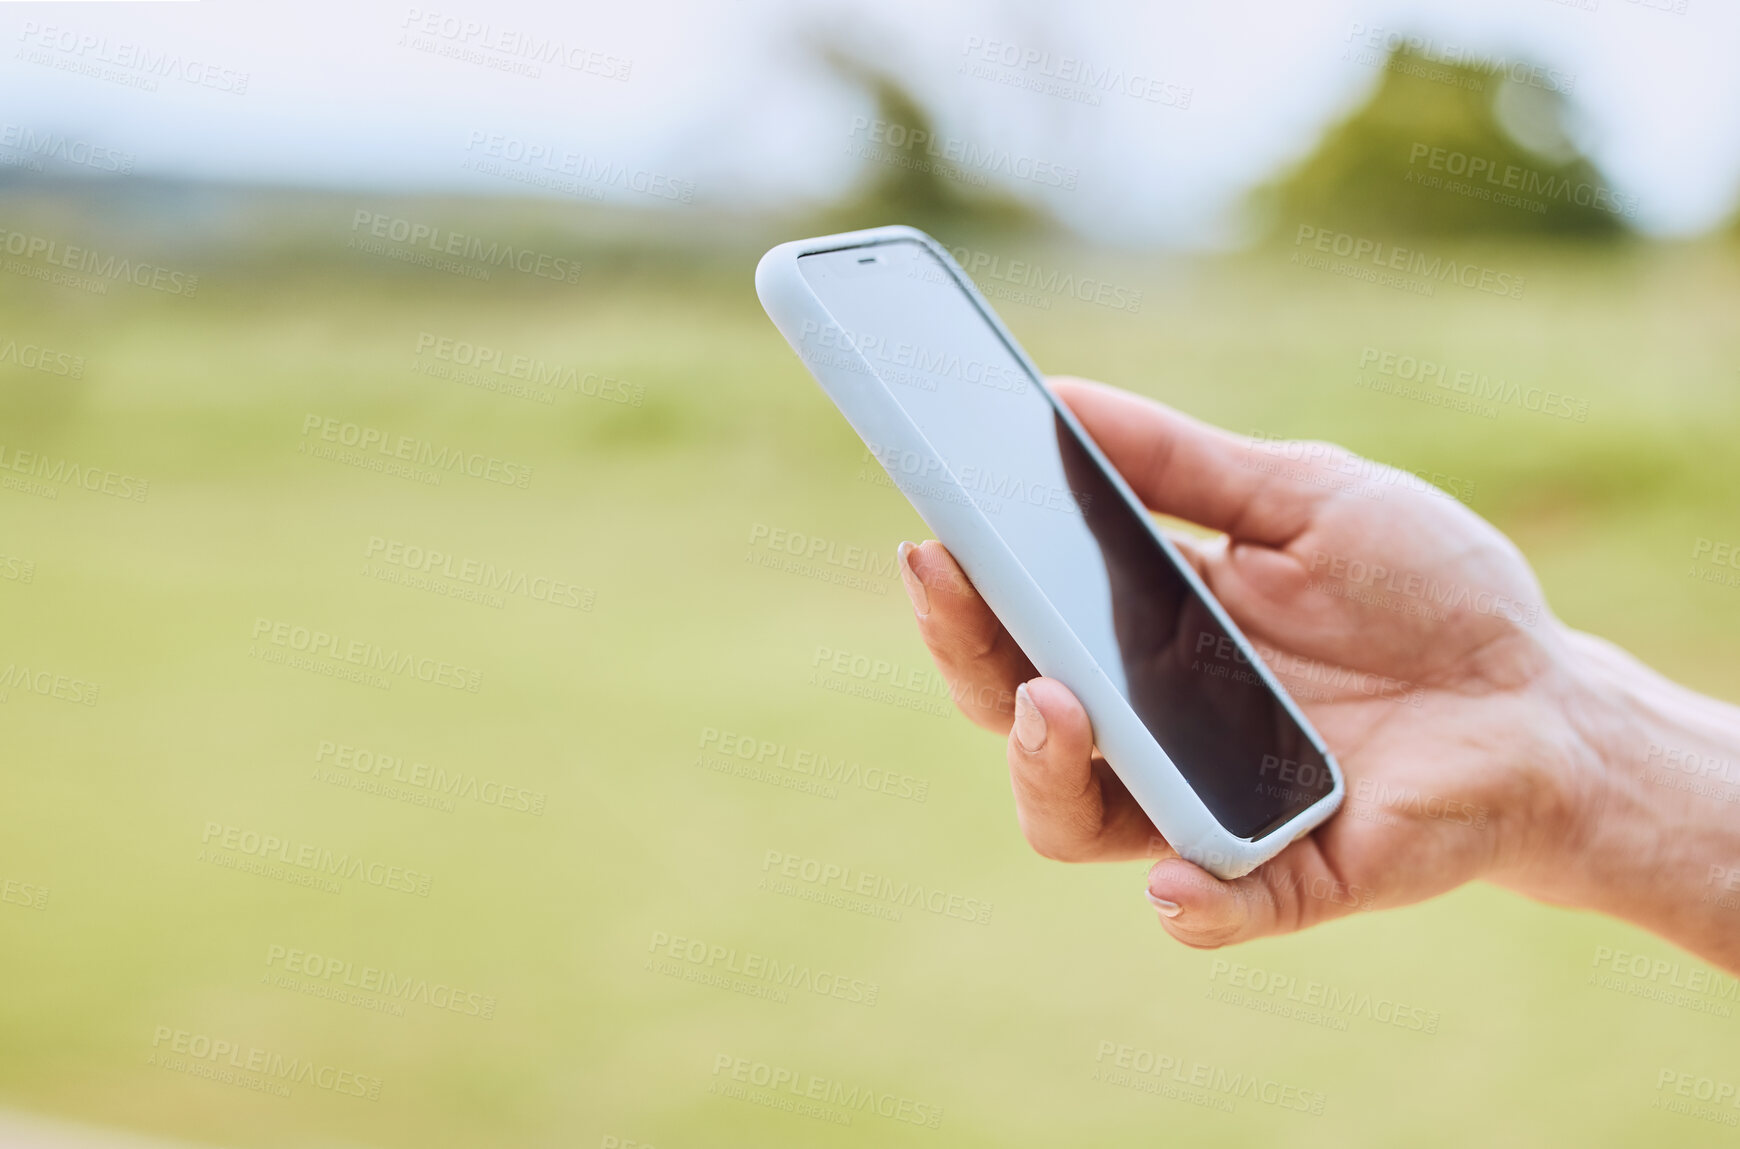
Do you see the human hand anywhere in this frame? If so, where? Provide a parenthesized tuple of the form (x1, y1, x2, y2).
(898, 375, 1621, 952)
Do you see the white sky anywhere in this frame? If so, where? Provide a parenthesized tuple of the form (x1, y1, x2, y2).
(2, 0, 1736, 247)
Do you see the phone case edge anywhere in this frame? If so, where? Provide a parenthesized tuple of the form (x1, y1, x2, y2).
(755, 225, 1343, 879)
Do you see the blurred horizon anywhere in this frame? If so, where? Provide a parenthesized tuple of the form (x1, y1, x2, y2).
(5, 0, 1740, 247)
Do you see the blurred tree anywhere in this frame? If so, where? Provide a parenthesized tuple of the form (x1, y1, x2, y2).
(810, 47, 1050, 241)
(1252, 45, 1631, 240)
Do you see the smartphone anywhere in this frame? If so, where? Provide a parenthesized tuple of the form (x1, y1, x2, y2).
(755, 225, 1342, 878)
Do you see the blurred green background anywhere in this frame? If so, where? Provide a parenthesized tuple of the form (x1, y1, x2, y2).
(4, 37, 1740, 1149)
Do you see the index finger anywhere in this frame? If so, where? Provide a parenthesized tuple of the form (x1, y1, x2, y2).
(900, 540, 1031, 732)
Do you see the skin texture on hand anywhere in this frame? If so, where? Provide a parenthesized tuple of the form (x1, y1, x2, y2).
(896, 375, 1740, 974)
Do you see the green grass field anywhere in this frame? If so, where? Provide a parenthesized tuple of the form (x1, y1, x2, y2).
(3, 205, 1739, 1147)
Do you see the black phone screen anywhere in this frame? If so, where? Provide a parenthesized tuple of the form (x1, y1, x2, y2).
(797, 239, 1334, 841)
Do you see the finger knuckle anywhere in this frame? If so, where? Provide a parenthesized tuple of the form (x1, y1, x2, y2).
(952, 621, 1005, 666)
(1022, 823, 1090, 864)
(1167, 921, 1242, 949)
(966, 692, 1016, 731)
(1029, 839, 1079, 864)
(1254, 869, 1306, 934)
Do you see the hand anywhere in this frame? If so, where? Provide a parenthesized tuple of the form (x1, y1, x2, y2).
(897, 376, 1740, 970)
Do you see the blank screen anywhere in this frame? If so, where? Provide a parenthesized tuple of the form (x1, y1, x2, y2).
(798, 239, 1333, 840)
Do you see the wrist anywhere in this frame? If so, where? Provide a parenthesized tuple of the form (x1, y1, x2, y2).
(1520, 624, 1740, 972)
(1483, 624, 1635, 907)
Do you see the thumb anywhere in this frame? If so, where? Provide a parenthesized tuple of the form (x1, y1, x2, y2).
(1048, 375, 1321, 548)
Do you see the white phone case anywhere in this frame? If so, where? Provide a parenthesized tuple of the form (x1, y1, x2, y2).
(756, 224, 1343, 878)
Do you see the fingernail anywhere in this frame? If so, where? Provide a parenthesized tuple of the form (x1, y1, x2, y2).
(1146, 892, 1183, 918)
(1013, 682, 1046, 753)
(897, 541, 929, 617)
